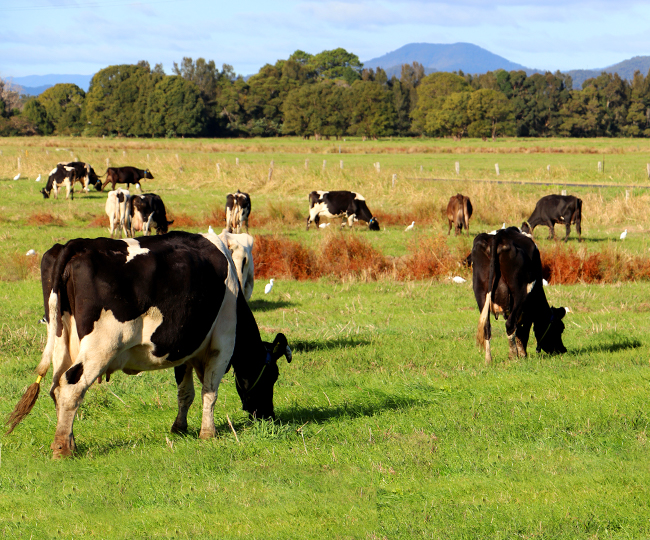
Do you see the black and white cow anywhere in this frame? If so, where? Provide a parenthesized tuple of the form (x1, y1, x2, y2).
(127, 193, 173, 236)
(225, 190, 251, 234)
(306, 190, 380, 231)
(60, 162, 102, 193)
(41, 164, 76, 200)
(6, 232, 292, 458)
(521, 194, 583, 241)
(105, 188, 130, 238)
(102, 166, 154, 191)
(473, 227, 569, 363)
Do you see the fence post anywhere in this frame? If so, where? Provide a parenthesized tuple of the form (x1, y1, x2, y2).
(646, 163, 649, 179)
(216, 163, 221, 175)
(495, 163, 500, 176)
(322, 160, 327, 171)
(455, 162, 460, 175)
(561, 189, 567, 196)
(236, 157, 239, 166)
(106, 158, 110, 168)
(340, 160, 343, 170)
(392, 174, 396, 187)
(598, 161, 603, 173)
(305, 159, 309, 169)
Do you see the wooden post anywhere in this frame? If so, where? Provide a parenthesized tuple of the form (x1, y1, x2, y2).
(547, 164, 551, 175)
(270, 160, 274, 170)
(420, 165, 423, 172)
(455, 162, 460, 175)
(340, 160, 343, 170)
(17, 157, 21, 169)
(561, 189, 567, 196)
(236, 157, 239, 166)
(392, 174, 396, 187)
(147, 154, 150, 162)
(626, 190, 630, 201)
(646, 163, 649, 178)
(305, 159, 309, 169)
(123, 150, 126, 157)
(216, 163, 221, 174)
(322, 160, 327, 171)
(268, 167, 273, 182)
(375, 162, 380, 173)
(495, 163, 500, 176)
(106, 158, 110, 168)
(598, 161, 603, 173)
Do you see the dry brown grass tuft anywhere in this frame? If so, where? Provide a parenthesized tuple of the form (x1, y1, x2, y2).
(26, 213, 66, 227)
(0, 252, 41, 281)
(398, 235, 459, 280)
(253, 235, 318, 280)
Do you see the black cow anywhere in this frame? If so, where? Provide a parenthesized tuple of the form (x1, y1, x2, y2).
(521, 195, 583, 241)
(41, 164, 76, 200)
(473, 227, 569, 363)
(6, 232, 292, 458)
(102, 166, 154, 191)
(127, 193, 173, 236)
(61, 162, 102, 192)
(225, 190, 251, 234)
(306, 190, 380, 231)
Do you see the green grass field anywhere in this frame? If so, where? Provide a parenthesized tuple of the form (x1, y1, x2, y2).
(1, 136, 649, 538)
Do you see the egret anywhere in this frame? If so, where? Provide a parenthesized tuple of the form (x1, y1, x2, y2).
(452, 276, 466, 283)
(25, 249, 36, 256)
(405, 221, 415, 231)
(13, 173, 20, 181)
(208, 225, 214, 235)
(265, 279, 274, 294)
(501, 222, 506, 229)
(135, 183, 141, 192)
(542, 279, 549, 286)
(620, 229, 628, 240)
(319, 223, 330, 228)
(35, 174, 41, 182)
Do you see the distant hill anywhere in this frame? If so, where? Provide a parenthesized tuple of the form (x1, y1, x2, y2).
(6, 74, 92, 96)
(364, 42, 537, 76)
(567, 56, 650, 89)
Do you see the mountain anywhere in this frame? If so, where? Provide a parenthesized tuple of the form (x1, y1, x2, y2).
(566, 56, 650, 89)
(7, 74, 92, 95)
(364, 42, 536, 76)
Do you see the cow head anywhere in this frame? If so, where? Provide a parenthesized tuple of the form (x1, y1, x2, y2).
(155, 219, 174, 235)
(368, 217, 380, 231)
(236, 333, 292, 420)
(144, 169, 154, 180)
(41, 187, 51, 198)
(521, 221, 532, 235)
(535, 307, 568, 354)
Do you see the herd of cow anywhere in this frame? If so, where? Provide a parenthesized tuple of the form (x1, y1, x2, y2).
(5, 163, 584, 458)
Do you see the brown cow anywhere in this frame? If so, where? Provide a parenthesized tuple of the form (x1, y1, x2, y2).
(446, 194, 473, 235)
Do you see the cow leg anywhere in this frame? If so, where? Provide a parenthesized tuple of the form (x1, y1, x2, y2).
(547, 222, 555, 240)
(563, 211, 573, 242)
(171, 364, 195, 434)
(347, 214, 356, 228)
(448, 220, 452, 235)
(484, 339, 492, 364)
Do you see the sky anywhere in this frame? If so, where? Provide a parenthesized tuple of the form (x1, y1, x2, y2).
(1, 0, 650, 79)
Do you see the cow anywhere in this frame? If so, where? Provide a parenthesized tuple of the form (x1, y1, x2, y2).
(102, 166, 154, 191)
(41, 164, 76, 200)
(446, 193, 473, 235)
(59, 161, 102, 192)
(105, 189, 131, 238)
(521, 194, 583, 242)
(225, 190, 251, 234)
(218, 230, 255, 301)
(5, 232, 292, 458)
(127, 193, 173, 236)
(306, 190, 380, 231)
(473, 227, 569, 364)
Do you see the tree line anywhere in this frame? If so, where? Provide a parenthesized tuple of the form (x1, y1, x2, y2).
(2, 47, 650, 139)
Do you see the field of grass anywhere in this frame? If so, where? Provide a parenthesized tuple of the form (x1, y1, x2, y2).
(1, 136, 650, 538)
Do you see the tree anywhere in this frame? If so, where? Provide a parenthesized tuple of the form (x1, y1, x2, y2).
(467, 89, 513, 140)
(37, 83, 85, 135)
(310, 48, 363, 85)
(411, 72, 470, 134)
(145, 76, 206, 137)
(23, 98, 53, 135)
(425, 91, 471, 139)
(282, 80, 348, 138)
(347, 80, 395, 138)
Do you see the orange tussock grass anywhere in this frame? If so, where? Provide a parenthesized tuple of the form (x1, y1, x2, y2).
(253, 235, 318, 280)
(318, 233, 388, 279)
(0, 252, 41, 281)
(26, 213, 66, 227)
(397, 235, 459, 280)
(87, 214, 108, 228)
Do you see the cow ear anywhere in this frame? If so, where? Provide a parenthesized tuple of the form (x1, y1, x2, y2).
(271, 333, 292, 363)
(555, 307, 569, 319)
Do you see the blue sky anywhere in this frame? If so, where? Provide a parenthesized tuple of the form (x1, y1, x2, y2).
(1, 0, 650, 78)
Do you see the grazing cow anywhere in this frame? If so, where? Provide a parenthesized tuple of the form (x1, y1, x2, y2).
(6, 232, 292, 458)
(105, 189, 131, 238)
(41, 164, 76, 200)
(473, 227, 569, 363)
(306, 190, 380, 231)
(218, 230, 255, 301)
(521, 194, 583, 241)
(127, 193, 173, 236)
(60, 162, 102, 192)
(102, 166, 154, 191)
(225, 190, 251, 234)
(446, 193, 473, 235)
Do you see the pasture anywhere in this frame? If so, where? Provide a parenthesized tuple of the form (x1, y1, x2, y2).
(0, 136, 649, 538)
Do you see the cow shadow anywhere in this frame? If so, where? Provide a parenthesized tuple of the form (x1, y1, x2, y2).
(570, 337, 642, 355)
(249, 299, 293, 312)
(291, 337, 370, 353)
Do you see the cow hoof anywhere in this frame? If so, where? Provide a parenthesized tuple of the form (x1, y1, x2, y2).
(199, 427, 216, 439)
(170, 421, 188, 434)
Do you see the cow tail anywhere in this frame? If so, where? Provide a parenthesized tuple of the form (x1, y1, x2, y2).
(463, 196, 470, 231)
(477, 236, 499, 348)
(5, 250, 69, 434)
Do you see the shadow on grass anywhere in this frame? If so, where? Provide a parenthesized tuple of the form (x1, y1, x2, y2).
(571, 337, 642, 355)
(290, 337, 370, 353)
(249, 298, 293, 312)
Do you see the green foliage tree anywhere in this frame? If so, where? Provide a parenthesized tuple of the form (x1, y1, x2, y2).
(467, 89, 514, 140)
(282, 80, 348, 138)
(311, 48, 363, 85)
(347, 80, 395, 138)
(425, 91, 472, 139)
(23, 98, 53, 135)
(38, 83, 86, 135)
(411, 72, 470, 134)
(145, 76, 206, 137)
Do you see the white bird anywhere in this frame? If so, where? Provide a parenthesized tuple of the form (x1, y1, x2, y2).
(208, 225, 214, 234)
(620, 229, 628, 240)
(319, 222, 330, 228)
(35, 174, 41, 182)
(135, 182, 141, 192)
(542, 278, 549, 286)
(13, 173, 20, 181)
(25, 249, 36, 256)
(501, 222, 506, 229)
(264, 278, 274, 294)
(405, 221, 415, 231)
(452, 276, 466, 283)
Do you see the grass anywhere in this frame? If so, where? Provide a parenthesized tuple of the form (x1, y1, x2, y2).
(0, 136, 650, 538)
